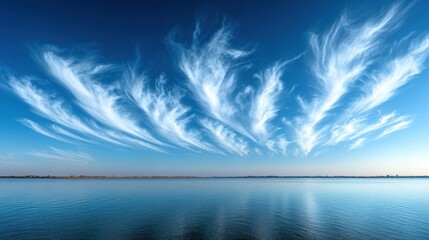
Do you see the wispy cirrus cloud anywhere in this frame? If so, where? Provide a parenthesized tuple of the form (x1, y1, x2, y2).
(124, 61, 213, 152)
(292, 4, 410, 155)
(9, 77, 95, 142)
(8, 77, 161, 150)
(376, 118, 412, 140)
(169, 21, 292, 151)
(249, 54, 303, 145)
(347, 115, 412, 150)
(20, 119, 72, 144)
(51, 124, 92, 143)
(250, 62, 285, 142)
(28, 147, 94, 164)
(39, 49, 164, 148)
(266, 136, 288, 154)
(200, 118, 248, 156)
(326, 34, 429, 149)
(350, 35, 429, 115)
(169, 22, 253, 140)
(349, 138, 367, 150)
(328, 112, 412, 148)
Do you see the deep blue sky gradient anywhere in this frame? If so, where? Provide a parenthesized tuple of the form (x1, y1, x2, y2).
(1, 0, 429, 176)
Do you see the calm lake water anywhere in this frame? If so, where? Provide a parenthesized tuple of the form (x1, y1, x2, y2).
(0, 178, 428, 240)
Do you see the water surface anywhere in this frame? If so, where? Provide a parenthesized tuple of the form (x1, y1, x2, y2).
(0, 178, 428, 239)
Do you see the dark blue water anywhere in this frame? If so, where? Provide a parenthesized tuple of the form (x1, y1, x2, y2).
(0, 178, 428, 239)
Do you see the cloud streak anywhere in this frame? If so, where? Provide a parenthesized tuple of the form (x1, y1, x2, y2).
(200, 119, 248, 156)
(40, 49, 164, 149)
(8, 77, 162, 150)
(326, 34, 429, 150)
(169, 22, 254, 140)
(20, 119, 72, 144)
(292, 3, 425, 155)
(28, 147, 94, 164)
(250, 62, 285, 142)
(350, 35, 429, 115)
(124, 61, 213, 152)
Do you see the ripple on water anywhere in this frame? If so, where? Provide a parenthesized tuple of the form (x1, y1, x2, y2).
(0, 178, 428, 240)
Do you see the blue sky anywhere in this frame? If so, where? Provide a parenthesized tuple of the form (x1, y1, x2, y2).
(1, 0, 429, 176)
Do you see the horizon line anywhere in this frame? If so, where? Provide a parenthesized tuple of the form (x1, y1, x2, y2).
(1, 175, 428, 179)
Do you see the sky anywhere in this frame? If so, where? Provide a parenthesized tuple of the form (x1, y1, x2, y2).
(1, 0, 429, 176)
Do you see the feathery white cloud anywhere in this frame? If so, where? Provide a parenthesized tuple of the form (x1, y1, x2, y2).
(348, 117, 411, 150)
(266, 136, 289, 154)
(200, 118, 248, 156)
(349, 138, 366, 150)
(327, 35, 429, 150)
(124, 63, 213, 152)
(40, 49, 164, 148)
(328, 112, 411, 147)
(250, 62, 284, 142)
(169, 22, 253, 139)
(350, 35, 429, 115)
(28, 147, 93, 164)
(51, 125, 91, 143)
(20, 119, 71, 143)
(376, 118, 412, 139)
(294, 4, 403, 155)
(8, 77, 161, 151)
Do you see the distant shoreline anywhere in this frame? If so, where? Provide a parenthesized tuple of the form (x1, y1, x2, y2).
(0, 175, 428, 179)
